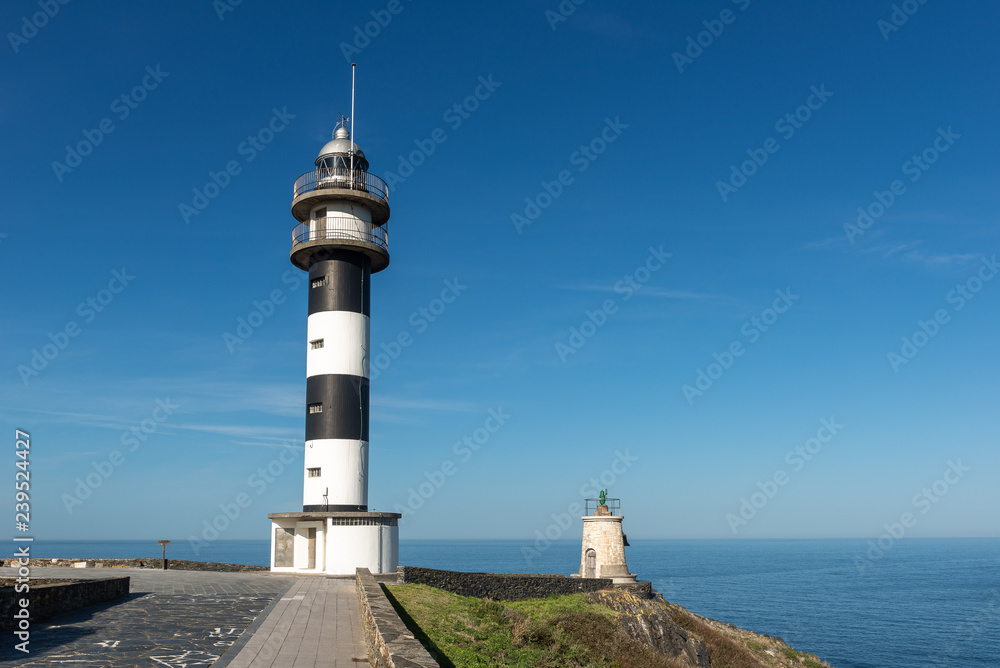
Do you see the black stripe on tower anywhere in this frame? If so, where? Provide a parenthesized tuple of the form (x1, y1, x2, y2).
(305, 374, 369, 441)
(308, 251, 371, 316)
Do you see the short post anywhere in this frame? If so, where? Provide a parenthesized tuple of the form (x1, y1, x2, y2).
(158, 540, 171, 570)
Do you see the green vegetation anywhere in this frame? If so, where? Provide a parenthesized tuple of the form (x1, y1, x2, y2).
(384, 584, 686, 668)
(385, 584, 831, 668)
(781, 646, 824, 668)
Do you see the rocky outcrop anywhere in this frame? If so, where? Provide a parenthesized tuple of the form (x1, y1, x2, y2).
(669, 606, 834, 668)
(587, 588, 710, 667)
(590, 589, 836, 668)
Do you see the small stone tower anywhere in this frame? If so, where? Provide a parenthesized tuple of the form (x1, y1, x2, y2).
(574, 494, 636, 584)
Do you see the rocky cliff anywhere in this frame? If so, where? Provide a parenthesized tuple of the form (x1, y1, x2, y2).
(587, 588, 833, 668)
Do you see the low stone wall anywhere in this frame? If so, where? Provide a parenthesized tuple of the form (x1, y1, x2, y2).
(398, 566, 651, 601)
(615, 580, 655, 598)
(355, 568, 439, 668)
(2, 558, 267, 572)
(0, 576, 129, 628)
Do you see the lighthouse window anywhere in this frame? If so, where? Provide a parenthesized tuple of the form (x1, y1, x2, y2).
(307, 467, 321, 478)
(311, 276, 326, 289)
(310, 339, 324, 350)
(308, 403, 323, 414)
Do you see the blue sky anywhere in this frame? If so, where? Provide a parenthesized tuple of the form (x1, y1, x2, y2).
(2, 1, 998, 546)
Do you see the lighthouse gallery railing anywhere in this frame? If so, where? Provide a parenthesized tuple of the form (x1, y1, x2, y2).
(292, 167, 390, 206)
(292, 216, 388, 253)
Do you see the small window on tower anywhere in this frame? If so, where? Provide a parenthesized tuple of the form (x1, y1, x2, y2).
(308, 403, 323, 414)
(310, 339, 324, 350)
(311, 276, 326, 289)
(307, 467, 321, 478)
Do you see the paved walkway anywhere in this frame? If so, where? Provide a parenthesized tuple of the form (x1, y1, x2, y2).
(215, 577, 368, 668)
(0, 567, 370, 667)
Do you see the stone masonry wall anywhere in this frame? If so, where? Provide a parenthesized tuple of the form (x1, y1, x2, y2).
(398, 566, 651, 601)
(355, 568, 439, 668)
(581, 516, 631, 578)
(3, 558, 267, 572)
(0, 576, 129, 628)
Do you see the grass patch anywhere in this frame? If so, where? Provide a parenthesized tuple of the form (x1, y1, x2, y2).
(507, 592, 617, 621)
(781, 646, 824, 668)
(385, 584, 686, 668)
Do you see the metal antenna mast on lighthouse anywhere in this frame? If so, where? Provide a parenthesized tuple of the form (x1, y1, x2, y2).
(350, 63, 356, 175)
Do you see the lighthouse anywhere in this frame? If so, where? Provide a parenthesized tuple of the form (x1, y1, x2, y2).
(268, 76, 400, 575)
(572, 494, 636, 584)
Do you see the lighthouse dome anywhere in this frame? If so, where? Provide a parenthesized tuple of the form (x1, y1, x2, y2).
(316, 125, 368, 170)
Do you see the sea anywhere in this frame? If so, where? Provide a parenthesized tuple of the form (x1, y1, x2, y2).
(19, 537, 999, 668)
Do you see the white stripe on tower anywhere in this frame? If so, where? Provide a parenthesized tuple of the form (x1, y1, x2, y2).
(306, 311, 369, 378)
(303, 438, 368, 511)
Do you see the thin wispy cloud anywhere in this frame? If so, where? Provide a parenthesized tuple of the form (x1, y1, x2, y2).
(875, 241, 923, 257)
(16, 408, 127, 423)
(801, 236, 846, 251)
(370, 395, 484, 426)
(807, 234, 980, 268)
(371, 396, 479, 412)
(169, 380, 303, 417)
(907, 251, 980, 266)
(9, 408, 174, 435)
(230, 440, 304, 450)
(556, 283, 723, 300)
(371, 409, 421, 425)
(639, 287, 725, 300)
(34, 450, 105, 466)
(2, 377, 303, 453)
(167, 423, 300, 441)
(885, 210, 959, 225)
(861, 240, 979, 266)
(6, 407, 296, 446)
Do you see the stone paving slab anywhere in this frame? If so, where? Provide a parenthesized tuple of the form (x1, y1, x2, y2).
(0, 567, 296, 667)
(215, 576, 369, 668)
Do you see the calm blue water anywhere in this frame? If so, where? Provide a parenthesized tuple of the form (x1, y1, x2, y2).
(25, 538, 1000, 668)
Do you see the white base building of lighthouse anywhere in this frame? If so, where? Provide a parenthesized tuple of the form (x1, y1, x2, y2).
(268, 512, 398, 575)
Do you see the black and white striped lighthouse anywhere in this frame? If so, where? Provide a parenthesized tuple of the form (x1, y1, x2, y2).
(289, 117, 389, 514)
(269, 74, 400, 574)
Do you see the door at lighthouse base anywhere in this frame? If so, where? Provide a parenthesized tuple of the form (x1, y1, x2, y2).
(307, 528, 316, 569)
(274, 528, 294, 567)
